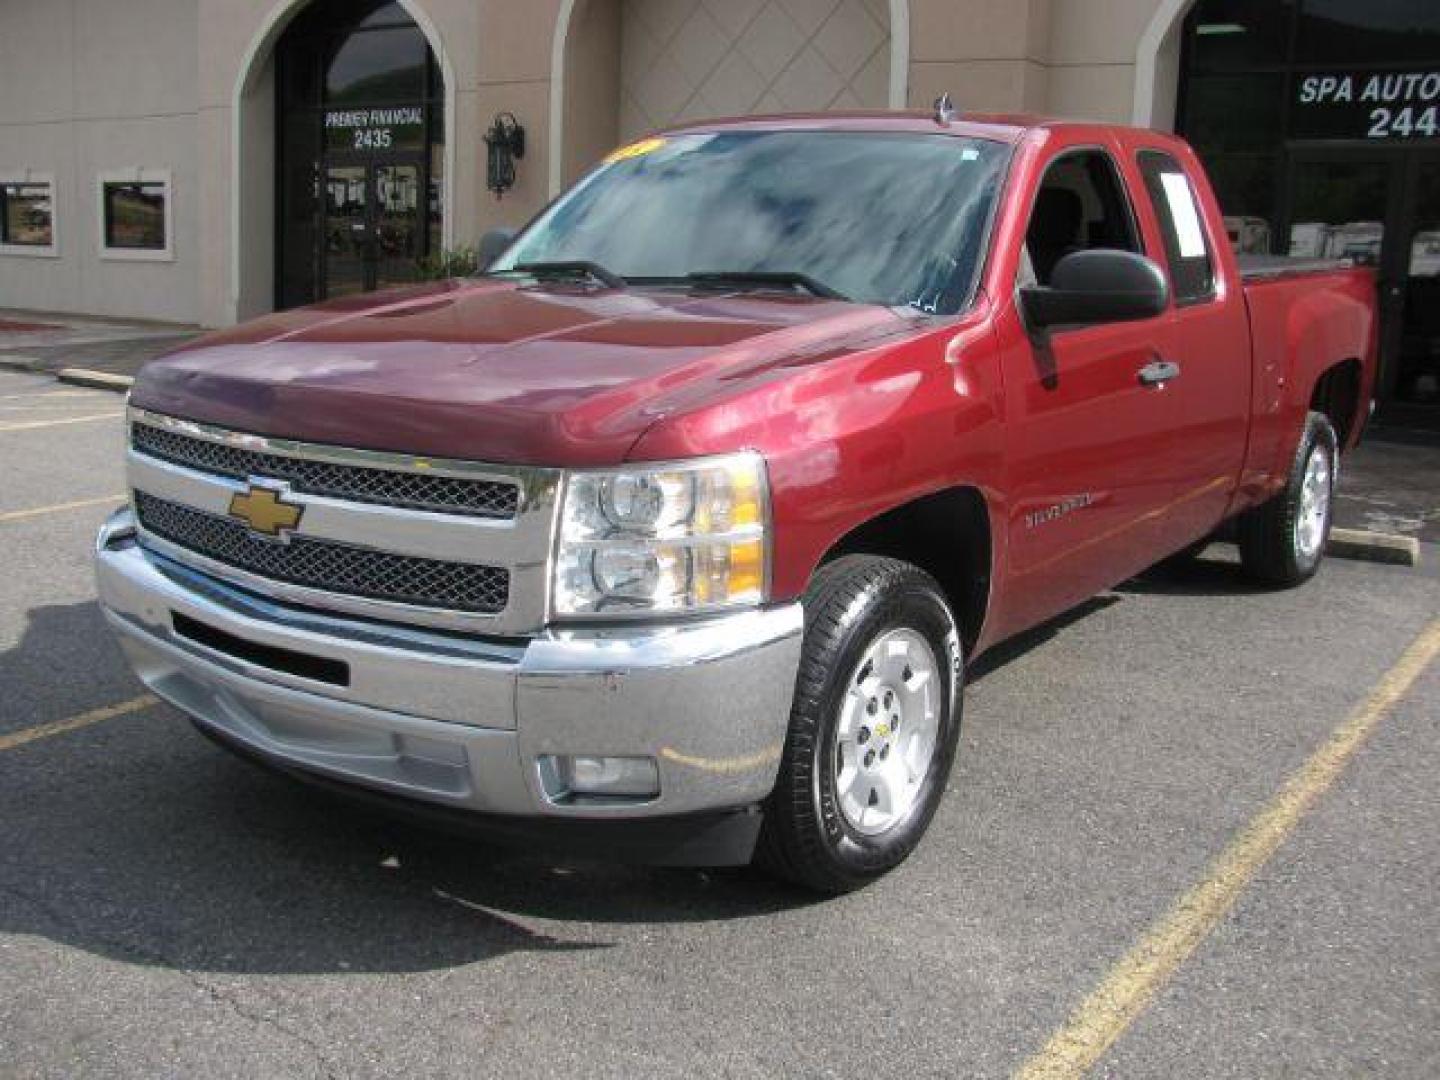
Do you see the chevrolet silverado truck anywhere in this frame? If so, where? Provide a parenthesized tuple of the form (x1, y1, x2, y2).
(96, 110, 1377, 892)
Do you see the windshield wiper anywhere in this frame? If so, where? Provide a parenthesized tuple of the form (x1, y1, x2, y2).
(686, 271, 850, 301)
(513, 260, 627, 289)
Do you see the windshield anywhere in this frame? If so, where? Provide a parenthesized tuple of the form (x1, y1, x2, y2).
(494, 131, 1010, 315)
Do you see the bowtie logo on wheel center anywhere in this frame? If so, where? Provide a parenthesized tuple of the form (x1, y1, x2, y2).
(228, 482, 305, 541)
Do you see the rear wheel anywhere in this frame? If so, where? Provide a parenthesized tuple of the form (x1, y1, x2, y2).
(757, 556, 963, 893)
(1238, 411, 1337, 587)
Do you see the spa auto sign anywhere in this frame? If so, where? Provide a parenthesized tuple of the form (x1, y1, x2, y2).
(1295, 71, 1440, 140)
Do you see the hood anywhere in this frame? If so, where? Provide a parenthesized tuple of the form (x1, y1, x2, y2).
(131, 278, 906, 465)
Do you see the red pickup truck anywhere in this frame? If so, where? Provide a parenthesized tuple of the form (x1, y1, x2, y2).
(97, 110, 1377, 892)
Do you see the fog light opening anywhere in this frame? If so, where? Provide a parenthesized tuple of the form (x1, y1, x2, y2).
(540, 754, 661, 801)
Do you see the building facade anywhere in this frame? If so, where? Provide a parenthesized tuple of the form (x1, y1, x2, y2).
(0, 0, 1436, 415)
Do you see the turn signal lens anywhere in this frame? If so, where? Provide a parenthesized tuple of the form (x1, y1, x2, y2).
(553, 453, 769, 617)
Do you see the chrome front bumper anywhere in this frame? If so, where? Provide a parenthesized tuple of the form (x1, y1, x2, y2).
(95, 510, 803, 844)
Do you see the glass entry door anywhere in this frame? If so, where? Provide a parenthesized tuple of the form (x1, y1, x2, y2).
(322, 161, 424, 298)
(324, 165, 369, 298)
(1283, 150, 1440, 423)
(373, 163, 422, 290)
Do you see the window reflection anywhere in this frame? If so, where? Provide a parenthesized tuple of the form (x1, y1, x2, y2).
(326, 27, 427, 106)
(1297, 0, 1440, 65)
(1399, 162, 1440, 404)
(0, 183, 53, 247)
(1188, 0, 1291, 69)
(499, 132, 1009, 315)
(275, 0, 444, 307)
(103, 182, 166, 250)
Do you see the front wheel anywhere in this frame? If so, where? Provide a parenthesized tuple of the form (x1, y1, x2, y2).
(757, 556, 963, 893)
(1238, 411, 1338, 587)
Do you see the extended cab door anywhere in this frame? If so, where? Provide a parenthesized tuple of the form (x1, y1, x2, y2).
(1129, 147, 1252, 550)
(994, 142, 1183, 635)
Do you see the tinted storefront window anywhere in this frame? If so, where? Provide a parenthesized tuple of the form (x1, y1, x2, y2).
(325, 27, 428, 106)
(275, 0, 443, 308)
(1296, 0, 1440, 65)
(1181, 0, 1440, 253)
(1182, 0, 1440, 411)
(103, 183, 166, 250)
(0, 183, 53, 247)
(1188, 0, 1292, 70)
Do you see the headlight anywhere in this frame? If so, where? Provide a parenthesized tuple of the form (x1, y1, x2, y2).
(553, 452, 769, 617)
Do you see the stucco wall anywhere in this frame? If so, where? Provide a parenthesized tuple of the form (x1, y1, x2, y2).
(617, 0, 892, 141)
(904, 0, 1176, 123)
(0, 0, 1192, 327)
(0, 0, 200, 323)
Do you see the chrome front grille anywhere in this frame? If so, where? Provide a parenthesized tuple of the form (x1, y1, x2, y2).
(132, 421, 520, 519)
(134, 492, 510, 615)
(125, 408, 560, 633)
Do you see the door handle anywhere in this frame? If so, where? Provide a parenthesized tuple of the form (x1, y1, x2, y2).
(1138, 359, 1181, 387)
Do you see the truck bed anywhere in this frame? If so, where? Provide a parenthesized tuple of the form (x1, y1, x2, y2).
(1237, 254, 1355, 281)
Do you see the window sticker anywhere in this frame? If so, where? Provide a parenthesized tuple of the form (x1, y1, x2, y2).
(605, 137, 667, 164)
(1160, 172, 1207, 258)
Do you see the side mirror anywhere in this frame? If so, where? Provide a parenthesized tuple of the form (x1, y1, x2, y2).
(1020, 249, 1169, 331)
(477, 227, 516, 270)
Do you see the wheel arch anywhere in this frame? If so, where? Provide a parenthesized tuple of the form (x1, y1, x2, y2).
(1309, 357, 1364, 450)
(813, 485, 994, 655)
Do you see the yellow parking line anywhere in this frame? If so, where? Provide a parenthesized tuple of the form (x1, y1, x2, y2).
(0, 413, 123, 433)
(0, 695, 158, 754)
(1015, 617, 1440, 1080)
(0, 494, 124, 524)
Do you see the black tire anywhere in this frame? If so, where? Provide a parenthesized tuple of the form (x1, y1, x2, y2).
(756, 555, 964, 893)
(1238, 411, 1338, 587)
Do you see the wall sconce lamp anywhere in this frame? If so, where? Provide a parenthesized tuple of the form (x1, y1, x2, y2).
(485, 112, 526, 198)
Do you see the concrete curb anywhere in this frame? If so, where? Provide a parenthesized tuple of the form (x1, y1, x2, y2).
(56, 368, 134, 393)
(1328, 527, 1421, 567)
(0, 355, 42, 373)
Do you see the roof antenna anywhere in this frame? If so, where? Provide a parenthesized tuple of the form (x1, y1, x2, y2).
(933, 92, 956, 125)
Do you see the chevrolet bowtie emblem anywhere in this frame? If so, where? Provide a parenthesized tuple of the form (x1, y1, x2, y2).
(229, 483, 304, 538)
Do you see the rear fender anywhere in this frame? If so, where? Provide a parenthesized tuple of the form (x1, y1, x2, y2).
(1242, 270, 1376, 507)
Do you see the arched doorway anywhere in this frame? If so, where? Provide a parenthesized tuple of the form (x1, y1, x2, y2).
(271, 0, 446, 307)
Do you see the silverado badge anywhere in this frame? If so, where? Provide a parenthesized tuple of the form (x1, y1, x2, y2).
(229, 483, 304, 539)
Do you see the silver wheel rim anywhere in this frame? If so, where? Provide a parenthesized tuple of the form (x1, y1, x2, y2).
(831, 628, 942, 836)
(1295, 441, 1333, 559)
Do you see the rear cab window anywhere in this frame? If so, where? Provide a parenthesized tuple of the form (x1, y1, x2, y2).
(1136, 150, 1216, 306)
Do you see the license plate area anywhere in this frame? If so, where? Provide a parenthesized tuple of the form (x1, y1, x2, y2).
(172, 612, 351, 687)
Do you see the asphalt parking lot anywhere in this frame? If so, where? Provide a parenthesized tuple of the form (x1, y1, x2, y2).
(1, 366, 1437, 1079)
